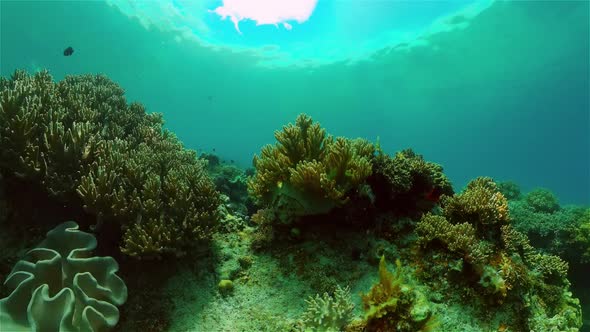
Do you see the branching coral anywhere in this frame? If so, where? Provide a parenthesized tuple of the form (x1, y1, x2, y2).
(571, 208, 590, 262)
(300, 285, 355, 332)
(416, 177, 580, 330)
(248, 114, 374, 223)
(524, 188, 560, 214)
(509, 188, 586, 261)
(442, 177, 509, 228)
(368, 148, 453, 218)
(0, 70, 221, 258)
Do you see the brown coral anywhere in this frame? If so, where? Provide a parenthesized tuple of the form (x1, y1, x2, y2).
(248, 114, 374, 223)
(1, 70, 221, 258)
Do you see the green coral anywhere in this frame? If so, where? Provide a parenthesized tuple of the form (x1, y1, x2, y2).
(203, 154, 250, 215)
(510, 189, 586, 261)
(526, 291, 582, 332)
(0, 70, 221, 258)
(248, 114, 373, 223)
(0, 221, 127, 332)
(569, 208, 590, 262)
(300, 285, 355, 332)
(369, 148, 453, 218)
(524, 188, 560, 214)
(497, 181, 522, 201)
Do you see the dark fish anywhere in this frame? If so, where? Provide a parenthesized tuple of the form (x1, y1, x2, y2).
(230, 160, 234, 163)
(63, 46, 74, 56)
(207, 95, 213, 102)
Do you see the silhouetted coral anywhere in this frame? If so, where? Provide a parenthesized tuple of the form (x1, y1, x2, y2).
(368, 148, 453, 218)
(496, 181, 522, 201)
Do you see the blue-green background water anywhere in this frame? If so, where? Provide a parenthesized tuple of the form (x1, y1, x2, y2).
(1, 0, 588, 205)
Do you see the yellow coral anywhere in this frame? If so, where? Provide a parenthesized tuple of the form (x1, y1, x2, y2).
(248, 114, 374, 223)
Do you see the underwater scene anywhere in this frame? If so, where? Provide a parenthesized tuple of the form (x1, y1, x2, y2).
(0, 0, 589, 331)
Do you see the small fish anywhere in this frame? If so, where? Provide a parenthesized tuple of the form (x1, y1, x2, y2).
(207, 95, 213, 102)
(230, 160, 234, 163)
(63, 46, 74, 56)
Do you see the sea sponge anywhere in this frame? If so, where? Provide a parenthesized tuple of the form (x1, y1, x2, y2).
(0, 221, 127, 332)
(248, 114, 373, 223)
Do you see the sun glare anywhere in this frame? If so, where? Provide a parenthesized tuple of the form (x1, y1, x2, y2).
(210, 0, 318, 33)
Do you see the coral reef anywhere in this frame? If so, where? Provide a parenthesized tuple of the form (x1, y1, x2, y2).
(1, 70, 586, 332)
(570, 208, 590, 263)
(524, 188, 561, 214)
(300, 285, 355, 332)
(416, 177, 581, 330)
(509, 188, 587, 262)
(248, 114, 374, 224)
(203, 152, 252, 216)
(368, 148, 453, 218)
(496, 181, 522, 201)
(0, 70, 221, 258)
(0, 221, 127, 331)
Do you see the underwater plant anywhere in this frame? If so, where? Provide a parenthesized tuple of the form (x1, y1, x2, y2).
(359, 256, 436, 332)
(0, 70, 221, 258)
(0, 221, 127, 332)
(248, 113, 374, 224)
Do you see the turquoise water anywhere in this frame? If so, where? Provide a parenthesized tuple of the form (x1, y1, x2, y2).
(1, 0, 588, 206)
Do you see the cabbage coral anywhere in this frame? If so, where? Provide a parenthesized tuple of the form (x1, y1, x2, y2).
(0, 221, 127, 332)
(248, 114, 373, 223)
